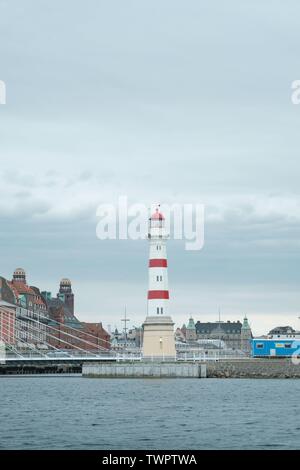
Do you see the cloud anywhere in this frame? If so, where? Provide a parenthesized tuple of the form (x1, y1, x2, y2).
(1, 0, 300, 332)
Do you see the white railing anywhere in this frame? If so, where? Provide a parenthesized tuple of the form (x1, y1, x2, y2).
(2, 349, 143, 362)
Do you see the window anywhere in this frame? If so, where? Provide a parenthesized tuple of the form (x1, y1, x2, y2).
(157, 307, 159, 314)
(285, 343, 292, 348)
(156, 276, 159, 281)
(256, 343, 264, 349)
(160, 276, 162, 281)
(161, 308, 163, 314)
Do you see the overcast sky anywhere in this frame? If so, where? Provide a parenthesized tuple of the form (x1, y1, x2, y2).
(0, 0, 300, 335)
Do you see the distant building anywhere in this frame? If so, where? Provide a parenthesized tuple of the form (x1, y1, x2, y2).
(185, 317, 197, 343)
(0, 303, 16, 345)
(44, 294, 83, 349)
(111, 326, 143, 350)
(194, 318, 252, 350)
(195, 320, 242, 349)
(42, 279, 110, 351)
(57, 278, 74, 316)
(175, 327, 186, 343)
(240, 316, 252, 354)
(80, 322, 111, 351)
(268, 326, 297, 337)
(0, 268, 49, 346)
(128, 327, 143, 348)
(0, 269, 110, 351)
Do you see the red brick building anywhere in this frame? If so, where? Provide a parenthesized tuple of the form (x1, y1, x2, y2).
(0, 304, 16, 345)
(43, 279, 110, 351)
(0, 270, 110, 352)
(80, 322, 111, 351)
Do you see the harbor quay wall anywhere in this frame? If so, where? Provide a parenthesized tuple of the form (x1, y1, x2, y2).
(206, 358, 300, 378)
(2, 358, 300, 378)
(83, 362, 207, 378)
(83, 359, 300, 379)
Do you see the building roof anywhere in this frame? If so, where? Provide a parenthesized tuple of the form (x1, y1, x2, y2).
(0, 300, 17, 309)
(268, 325, 296, 335)
(7, 281, 47, 309)
(150, 207, 165, 220)
(60, 278, 71, 286)
(5, 281, 19, 301)
(241, 316, 250, 330)
(9, 281, 35, 296)
(13, 268, 26, 276)
(195, 321, 242, 335)
(186, 317, 196, 330)
(47, 298, 82, 328)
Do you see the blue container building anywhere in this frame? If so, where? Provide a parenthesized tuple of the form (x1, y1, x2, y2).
(252, 338, 300, 357)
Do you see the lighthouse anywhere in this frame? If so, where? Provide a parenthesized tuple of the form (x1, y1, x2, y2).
(147, 207, 169, 316)
(142, 206, 176, 360)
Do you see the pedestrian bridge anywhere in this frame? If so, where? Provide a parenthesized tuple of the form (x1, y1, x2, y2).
(1, 351, 142, 363)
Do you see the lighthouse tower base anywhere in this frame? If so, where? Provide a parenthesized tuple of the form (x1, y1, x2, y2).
(142, 316, 176, 361)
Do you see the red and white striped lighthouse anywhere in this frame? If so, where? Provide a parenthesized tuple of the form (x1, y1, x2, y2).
(147, 207, 169, 316)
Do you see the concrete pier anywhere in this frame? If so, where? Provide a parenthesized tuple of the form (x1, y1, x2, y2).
(83, 362, 207, 378)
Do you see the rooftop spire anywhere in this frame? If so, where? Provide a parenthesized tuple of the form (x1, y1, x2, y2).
(242, 316, 250, 329)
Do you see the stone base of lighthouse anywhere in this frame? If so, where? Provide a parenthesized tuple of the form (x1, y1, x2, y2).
(142, 316, 176, 361)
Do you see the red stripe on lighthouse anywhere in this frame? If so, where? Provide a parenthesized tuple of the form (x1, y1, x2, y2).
(147, 290, 169, 299)
(149, 259, 168, 268)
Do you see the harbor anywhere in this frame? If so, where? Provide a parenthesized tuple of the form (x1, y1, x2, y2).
(2, 357, 300, 379)
(0, 206, 300, 376)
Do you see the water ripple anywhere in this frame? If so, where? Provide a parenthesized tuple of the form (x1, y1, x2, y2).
(0, 377, 300, 449)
